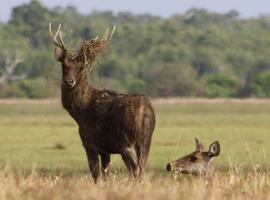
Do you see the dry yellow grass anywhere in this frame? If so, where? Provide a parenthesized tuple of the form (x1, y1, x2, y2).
(0, 167, 269, 200)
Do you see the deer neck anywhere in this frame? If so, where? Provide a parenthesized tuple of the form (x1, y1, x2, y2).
(61, 71, 94, 114)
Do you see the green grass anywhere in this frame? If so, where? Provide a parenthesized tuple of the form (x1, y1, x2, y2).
(0, 100, 270, 174)
(1, 100, 270, 200)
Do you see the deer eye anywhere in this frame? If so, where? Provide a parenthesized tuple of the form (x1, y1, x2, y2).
(190, 156, 198, 162)
(63, 67, 68, 73)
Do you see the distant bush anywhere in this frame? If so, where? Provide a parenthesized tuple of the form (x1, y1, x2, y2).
(0, 83, 27, 98)
(127, 79, 146, 93)
(250, 71, 270, 97)
(145, 64, 197, 97)
(0, 78, 59, 98)
(206, 73, 238, 98)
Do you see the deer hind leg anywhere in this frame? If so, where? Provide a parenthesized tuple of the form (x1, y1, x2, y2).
(136, 140, 151, 177)
(135, 144, 146, 177)
(121, 147, 140, 178)
(100, 153, 111, 180)
(86, 150, 100, 184)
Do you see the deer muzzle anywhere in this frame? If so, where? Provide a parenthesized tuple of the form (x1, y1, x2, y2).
(64, 79, 76, 88)
(166, 162, 191, 174)
(166, 163, 172, 171)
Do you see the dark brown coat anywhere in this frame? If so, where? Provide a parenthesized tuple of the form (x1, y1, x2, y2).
(49, 23, 155, 182)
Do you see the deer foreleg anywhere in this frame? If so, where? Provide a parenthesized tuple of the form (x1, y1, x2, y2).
(100, 153, 111, 180)
(86, 150, 100, 184)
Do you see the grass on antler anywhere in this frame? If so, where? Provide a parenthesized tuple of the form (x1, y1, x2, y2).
(75, 39, 109, 69)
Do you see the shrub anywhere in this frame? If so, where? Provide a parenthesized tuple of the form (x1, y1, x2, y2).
(206, 73, 238, 98)
(250, 71, 270, 97)
(127, 79, 146, 93)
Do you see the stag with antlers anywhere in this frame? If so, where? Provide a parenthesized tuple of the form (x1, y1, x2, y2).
(49, 23, 155, 183)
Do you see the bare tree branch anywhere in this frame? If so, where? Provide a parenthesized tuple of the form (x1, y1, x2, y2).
(0, 52, 25, 84)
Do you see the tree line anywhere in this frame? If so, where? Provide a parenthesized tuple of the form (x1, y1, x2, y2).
(1, 1, 270, 98)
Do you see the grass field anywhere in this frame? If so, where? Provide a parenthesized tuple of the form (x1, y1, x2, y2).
(0, 99, 270, 199)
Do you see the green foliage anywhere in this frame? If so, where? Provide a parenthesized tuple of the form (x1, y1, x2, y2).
(18, 78, 58, 98)
(127, 79, 146, 93)
(144, 64, 197, 97)
(0, 78, 58, 98)
(0, 83, 27, 98)
(206, 73, 239, 98)
(9, 0, 52, 48)
(250, 71, 270, 97)
(1, 1, 270, 98)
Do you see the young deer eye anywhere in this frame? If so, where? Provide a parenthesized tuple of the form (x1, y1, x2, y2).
(190, 156, 198, 162)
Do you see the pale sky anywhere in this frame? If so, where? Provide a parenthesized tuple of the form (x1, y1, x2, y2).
(1, 0, 270, 22)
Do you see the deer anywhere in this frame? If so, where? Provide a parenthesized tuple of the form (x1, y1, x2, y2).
(0, 52, 25, 84)
(49, 23, 155, 183)
(166, 138, 220, 176)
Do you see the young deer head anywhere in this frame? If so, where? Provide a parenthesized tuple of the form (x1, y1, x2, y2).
(49, 23, 115, 88)
(166, 138, 220, 175)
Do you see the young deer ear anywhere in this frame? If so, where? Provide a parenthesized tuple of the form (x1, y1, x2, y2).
(195, 138, 205, 152)
(208, 141, 220, 157)
(55, 47, 66, 62)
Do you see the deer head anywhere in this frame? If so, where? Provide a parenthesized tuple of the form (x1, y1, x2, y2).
(166, 138, 220, 175)
(49, 23, 115, 88)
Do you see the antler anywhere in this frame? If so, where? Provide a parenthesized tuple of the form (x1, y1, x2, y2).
(49, 22, 115, 69)
(91, 26, 116, 42)
(49, 22, 67, 50)
(100, 26, 116, 42)
(75, 26, 116, 69)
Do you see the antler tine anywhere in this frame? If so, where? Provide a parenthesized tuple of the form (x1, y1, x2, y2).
(93, 35, 99, 41)
(49, 22, 59, 44)
(59, 30, 67, 49)
(108, 25, 116, 40)
(101, 28, 110, 41)
(49, 22, 66, 49)
(102, 26, 116, 42)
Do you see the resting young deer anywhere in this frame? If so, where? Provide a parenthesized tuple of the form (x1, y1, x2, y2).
(49, 23, 155, 183)
(166, 138, 220, 176)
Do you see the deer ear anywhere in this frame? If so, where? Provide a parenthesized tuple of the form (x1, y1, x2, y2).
(208, 141, 220, 157)
(55, 47, 66, 62)
(195, 138, 205, 152)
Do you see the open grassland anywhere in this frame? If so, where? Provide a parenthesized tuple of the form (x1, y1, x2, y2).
(0, 99, 270, 199)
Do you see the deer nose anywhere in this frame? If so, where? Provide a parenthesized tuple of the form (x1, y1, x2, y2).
(166, 163, 172, 171)
(64, 79, 75, 87)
